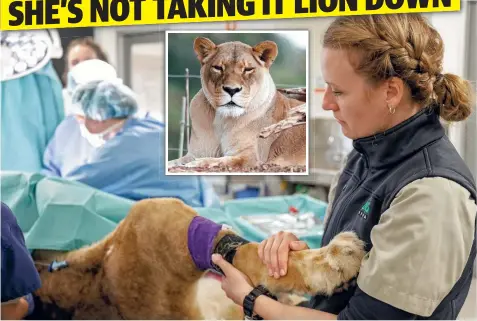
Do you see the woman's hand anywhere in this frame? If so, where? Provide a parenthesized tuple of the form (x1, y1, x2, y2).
(212, 253, 338, 321)
(258, 231, 309, 279)
(211, 254, 253, 306)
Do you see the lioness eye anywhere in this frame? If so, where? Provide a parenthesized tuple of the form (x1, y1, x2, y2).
(212, 66, 223, 71)
(244, 67, 255, 73)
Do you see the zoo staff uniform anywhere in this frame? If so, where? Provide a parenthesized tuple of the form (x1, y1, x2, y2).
(1, 202, 41, 315)
(304, 108, 477, 319)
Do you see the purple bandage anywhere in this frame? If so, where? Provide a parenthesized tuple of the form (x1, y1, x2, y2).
(187, 216, 223, 270)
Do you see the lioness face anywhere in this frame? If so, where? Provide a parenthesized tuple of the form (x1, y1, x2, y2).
(194, 37, 278, 118)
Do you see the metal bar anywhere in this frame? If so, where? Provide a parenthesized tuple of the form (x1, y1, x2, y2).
(185, 68, 191, 150)
(168, 74, 201, 79)
(178, 96, 186, 158)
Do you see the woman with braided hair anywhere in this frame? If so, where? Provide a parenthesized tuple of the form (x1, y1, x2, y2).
(211, 13, 476, 320)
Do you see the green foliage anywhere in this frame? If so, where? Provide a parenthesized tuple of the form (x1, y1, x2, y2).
(167, 33, 307, 160)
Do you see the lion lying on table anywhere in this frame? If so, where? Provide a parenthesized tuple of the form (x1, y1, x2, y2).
(28, 198, 365, 320)
(167, 37, 307, 170)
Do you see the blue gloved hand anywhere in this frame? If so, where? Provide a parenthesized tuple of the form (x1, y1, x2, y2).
(25, 293, 35, 316)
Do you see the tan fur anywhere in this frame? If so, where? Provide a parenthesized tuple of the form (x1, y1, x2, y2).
(32, 198, 365, 319)
(168, 37, 307, 170)
(195, 277, 242, 319)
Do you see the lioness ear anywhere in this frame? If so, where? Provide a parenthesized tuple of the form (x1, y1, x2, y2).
(194, 37, 217, 64)
(252, 41, 278, 68)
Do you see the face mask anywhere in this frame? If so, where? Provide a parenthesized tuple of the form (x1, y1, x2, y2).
(79, 120, 126, 148)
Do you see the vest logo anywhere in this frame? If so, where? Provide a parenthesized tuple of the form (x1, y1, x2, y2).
(358, 200, 371, 220)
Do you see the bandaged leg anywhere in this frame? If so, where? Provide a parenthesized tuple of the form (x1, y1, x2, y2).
(186, 214, 366, 297)
(31, 198, 365, 320)
(187, 216, 250, 274)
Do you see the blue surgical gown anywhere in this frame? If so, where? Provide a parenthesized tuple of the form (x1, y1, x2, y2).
(1, 202, 42, 303)
(42, 114, 220, 208)
(1, 62, 64, 173)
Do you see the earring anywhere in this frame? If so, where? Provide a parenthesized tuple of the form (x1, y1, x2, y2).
(388, 103, 396, 114)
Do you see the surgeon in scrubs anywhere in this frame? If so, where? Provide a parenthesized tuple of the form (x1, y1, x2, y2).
(1, 31, 64, 173)
(42, 59, 219, 208)
(1, 202, 41, 319)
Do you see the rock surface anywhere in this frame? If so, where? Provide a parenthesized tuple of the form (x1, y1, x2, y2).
(168, 164, 307, 173)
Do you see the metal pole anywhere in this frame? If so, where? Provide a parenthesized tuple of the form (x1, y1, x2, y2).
(178, 96, 186, 158)
(185, 68, 191, 151)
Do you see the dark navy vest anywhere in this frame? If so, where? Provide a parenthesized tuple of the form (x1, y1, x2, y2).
(307, 107, 476, 319)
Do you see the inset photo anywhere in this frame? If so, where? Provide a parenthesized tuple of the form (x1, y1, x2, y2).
(166, 30, 309, 175)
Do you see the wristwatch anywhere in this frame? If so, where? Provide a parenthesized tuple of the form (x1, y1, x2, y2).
(243, 285, 277, 320)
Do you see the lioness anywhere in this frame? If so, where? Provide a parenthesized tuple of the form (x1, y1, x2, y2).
(168, 37, 307, 170)
(28, 198, 365, 320)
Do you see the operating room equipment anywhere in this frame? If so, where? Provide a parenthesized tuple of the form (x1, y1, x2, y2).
(1, 172, 327, 252)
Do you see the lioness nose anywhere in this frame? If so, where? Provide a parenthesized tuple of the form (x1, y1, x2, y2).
(223, 86, 242, 97)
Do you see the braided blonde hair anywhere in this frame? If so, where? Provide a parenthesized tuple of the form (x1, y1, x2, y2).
(323, 14, 474, 122)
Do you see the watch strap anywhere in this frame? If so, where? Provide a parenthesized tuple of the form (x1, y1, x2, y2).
(211, 234, 249, 276)
(243, 285, 277, 320)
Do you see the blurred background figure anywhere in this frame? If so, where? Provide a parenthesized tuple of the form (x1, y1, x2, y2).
(1, 30, 65, 173)
(61, 37, 110, 116)
(42, 59, 219, 208)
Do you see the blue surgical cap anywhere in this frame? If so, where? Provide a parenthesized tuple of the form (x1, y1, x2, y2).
(72, 80, 138, 121)
(67, 59, 138, 121)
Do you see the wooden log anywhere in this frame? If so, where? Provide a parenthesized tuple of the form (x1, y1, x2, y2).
(277, 87, 306, 103)
(259, 103, 306, 138)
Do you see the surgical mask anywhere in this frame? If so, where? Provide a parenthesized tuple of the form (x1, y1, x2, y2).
(79, 120, 126, 148)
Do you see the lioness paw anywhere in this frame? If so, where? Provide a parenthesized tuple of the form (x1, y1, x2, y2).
(184, 157, 238, 169)
(325, 231, 366, 273)
(168, 160, 180, 168)
(184, 158, 215, 168)
(298, 232, 366, 296)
